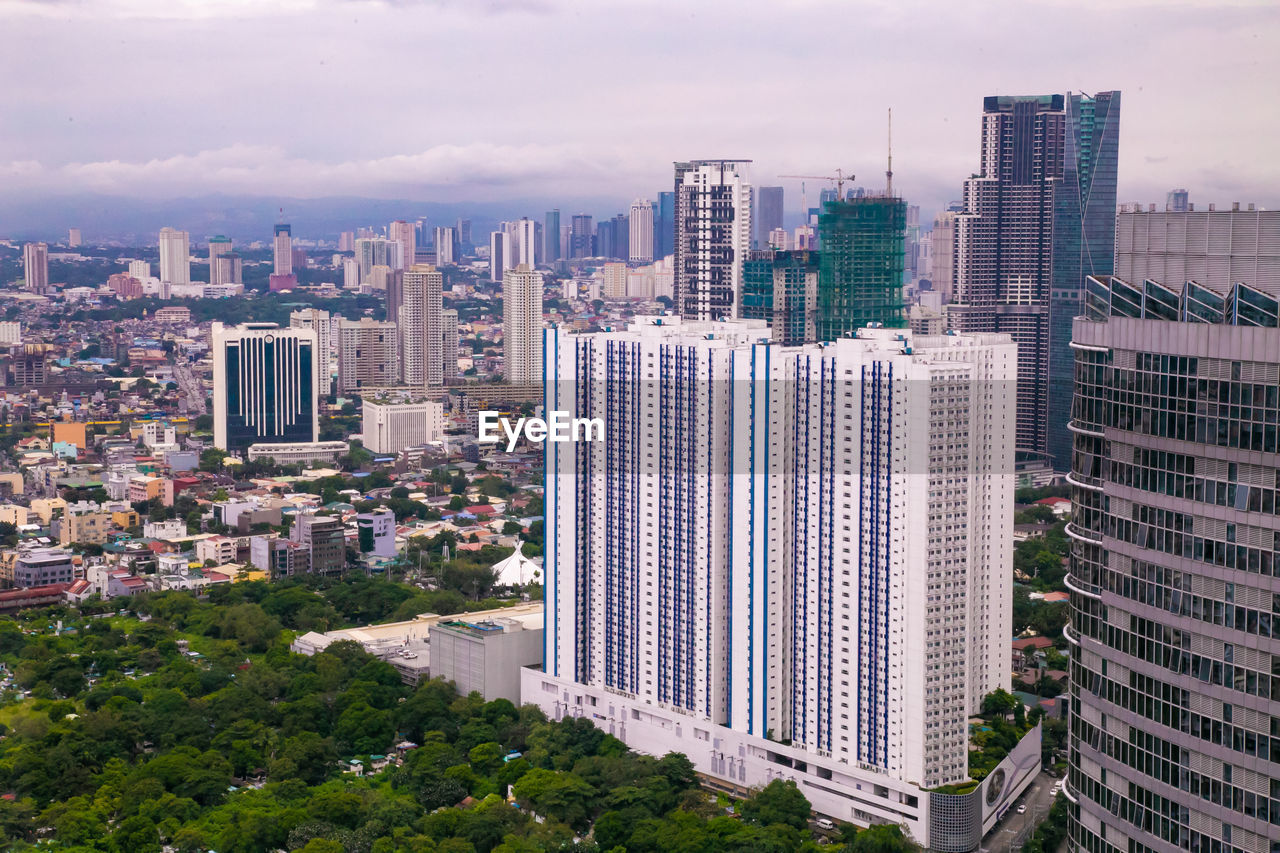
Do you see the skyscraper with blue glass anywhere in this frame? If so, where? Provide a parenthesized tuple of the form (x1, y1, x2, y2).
(1048, 90, 1121, 470)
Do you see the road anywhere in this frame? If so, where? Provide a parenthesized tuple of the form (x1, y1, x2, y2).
(981, 771, 1061, 853)
(173, 361, 208, 416)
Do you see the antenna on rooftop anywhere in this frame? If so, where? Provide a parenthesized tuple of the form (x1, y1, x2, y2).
(886, 108, 894, 197)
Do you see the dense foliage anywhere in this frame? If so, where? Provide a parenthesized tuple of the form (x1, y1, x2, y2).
(0, 590, 917, 853)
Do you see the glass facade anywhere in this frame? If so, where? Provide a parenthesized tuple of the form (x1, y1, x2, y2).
(1049, 91, 1121, 471)
(1065, 307, 1280, 853)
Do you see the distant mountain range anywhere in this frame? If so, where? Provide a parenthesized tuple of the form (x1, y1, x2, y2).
(0, 193, 634, 245)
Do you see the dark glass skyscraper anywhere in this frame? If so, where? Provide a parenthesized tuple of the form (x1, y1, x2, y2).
(756, 185, 784, 248)
(1048, 90, 1120, 470)
(544, 210, 560, 263)
(952, 94, 1065, 458)
(655, 191, 675, 259)
(814, 195, 907, 337)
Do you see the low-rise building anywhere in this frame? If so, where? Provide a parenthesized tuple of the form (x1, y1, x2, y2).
(144, 519, 189, 540)
(361, 397, 444, 454)
(12, 547, 75, 587)
(429, 615, 544, 704)
(57, 508, 113, 546)
(290, 513, 346, 575)
(356, 508, 396, 558)
(194, 535, 238, 566)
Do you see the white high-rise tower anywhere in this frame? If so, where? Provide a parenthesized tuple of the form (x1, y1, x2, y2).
(629, 199, 654, 263)
(399, 264, 444, 387)
(158, 227, 190, 285)
(502, 264, 542, 384)
(673, 160, 752, 320)
(525, 317, 1033, 848)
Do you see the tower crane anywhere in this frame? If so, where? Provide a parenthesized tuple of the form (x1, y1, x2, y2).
(777, 168, 856, 199)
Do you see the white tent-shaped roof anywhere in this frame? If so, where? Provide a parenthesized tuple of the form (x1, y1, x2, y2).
(492, 542, 541, 587)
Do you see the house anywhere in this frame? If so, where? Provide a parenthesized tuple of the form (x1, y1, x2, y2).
(1034, 496, 1072, 517)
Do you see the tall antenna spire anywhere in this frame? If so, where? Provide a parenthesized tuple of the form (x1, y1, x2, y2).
(886, 108, 894, 197)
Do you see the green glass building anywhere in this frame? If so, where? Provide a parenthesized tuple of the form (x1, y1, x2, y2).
(816, 196, 907, 337)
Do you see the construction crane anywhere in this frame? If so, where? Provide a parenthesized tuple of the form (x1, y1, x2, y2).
(778, 168, 856, 199)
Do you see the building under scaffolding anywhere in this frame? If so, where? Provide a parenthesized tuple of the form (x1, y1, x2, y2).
(816, 195, 907, 337)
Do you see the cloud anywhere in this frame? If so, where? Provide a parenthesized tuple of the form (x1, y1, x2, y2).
(4, 142, 639, 200)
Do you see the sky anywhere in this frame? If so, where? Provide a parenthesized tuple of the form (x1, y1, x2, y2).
(1, 0, 1278, 223)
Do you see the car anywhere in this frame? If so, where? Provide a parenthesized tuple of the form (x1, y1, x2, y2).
(1017, 805, 1027, 814)
(815, 818, 835, 831)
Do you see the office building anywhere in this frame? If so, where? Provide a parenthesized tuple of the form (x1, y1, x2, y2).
(67, 228, 81, 248)
(528, 317, 1032, 849)
(570, 214, 593, 259)
(441, 309, 459, 381)
(399, 264, 443, 387)
(1065, 271, 1280, 853)
(274, 224, 293, 276)
(951, 94, 1066, 460)
(1166, 188, 1189, 212)
(212, 252, 243, 287)
(932, 211, 958, 303)
(22, 242, 48, 294)
(434, 227, 456, 266)
(129, 259, 150, 282)
(516, 218, 537, 267)
(389, 220, 416, 271)
(357, 508, 396, 557)
(1048, 90, 1121, 471)
(502, 264, 542, 383)
(356, 236, 400, 283)
(1115, 205, 1280, 294)
(13, 548, 76, 587)
(212, 323, 319, 452)
(361, 396, 444, 454)
(290, 513, 346, 575)
(629, 199, 654, 263)
(336, 317, 399, 392)
(756, 185, 784, 248)
(289, 308, 332, 400)
(544, 210, 561, 264)
(0, 323, 20, 345)
(674, 159, 752, 320)
(655, 191, 675, 259)
(208, 235, 233, 285)
(490, 230, 511, 283)
(816, 195, 908, 337)
(158, 227, 190, 285)
(342, 257, 360, 290)
(338, 231, 355, 252)
(611, 213, 629, 261)
(456, 218, 473, 256)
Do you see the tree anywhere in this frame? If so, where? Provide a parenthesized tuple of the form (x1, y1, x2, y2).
(846, 823, 919, 853)
(511, 768, 597, 833)
(981, 688, 1019, 719)
(740, 778, 811, 831)
(199, 448, 228, 472)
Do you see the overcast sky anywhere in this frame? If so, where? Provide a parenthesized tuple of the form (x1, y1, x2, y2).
(2, 0, 1277, 220)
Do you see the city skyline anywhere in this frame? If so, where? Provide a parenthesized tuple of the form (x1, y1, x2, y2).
(1, 1, 1278, 223)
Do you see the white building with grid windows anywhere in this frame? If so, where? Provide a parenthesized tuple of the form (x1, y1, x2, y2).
(525, 317, 1035, 849)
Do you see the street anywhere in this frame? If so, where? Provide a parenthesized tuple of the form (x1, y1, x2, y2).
(173, 360, 208, 416)
(981, 771, 1061, 853)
